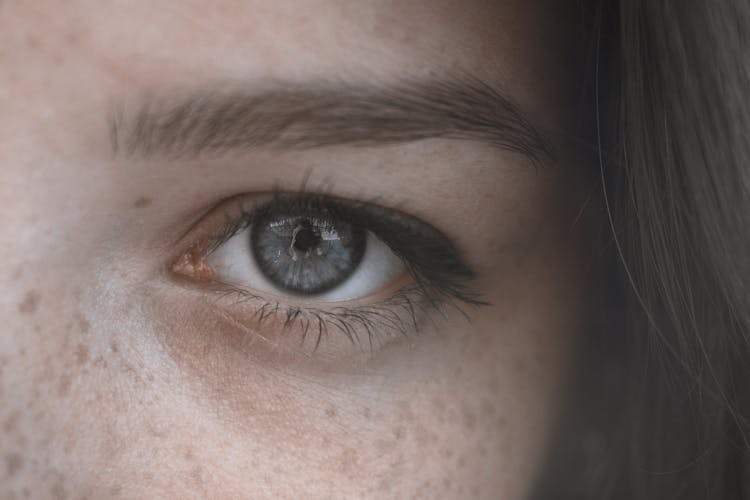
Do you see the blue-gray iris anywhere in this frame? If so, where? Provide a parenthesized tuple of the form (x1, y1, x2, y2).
(251, 211, 366, 295)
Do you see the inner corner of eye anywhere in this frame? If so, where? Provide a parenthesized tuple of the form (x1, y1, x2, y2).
(170, 244, 216, 282)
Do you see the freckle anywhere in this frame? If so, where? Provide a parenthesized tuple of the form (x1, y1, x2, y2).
(65, 29, 87, 46)
(58, 375, 71, 396)
(26, 34, 42, 50)
(376, 439, 391, 454)
(190, 465, 204, 485)
(110, 341, 119, 353)
(462, 407, 477, 431)
(418, 479, 433, 496)
(76, 313, 91, 333)
(338, 448, 359, 478)
(377, 477, 393, 494)
(75, 344, 90, 365)
(133, 196, 152, 208)
(18, 290, 41, 315)
(3, 411, 20, 434)
(5, 452, 23, 477)
(50, 481, 67, 500)
(362, 407, 372, 419)
(325, 406, 337, 418)
(393, 426, 405, 440)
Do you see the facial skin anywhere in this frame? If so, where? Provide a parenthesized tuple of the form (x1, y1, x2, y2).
(0, 1, 589, 499)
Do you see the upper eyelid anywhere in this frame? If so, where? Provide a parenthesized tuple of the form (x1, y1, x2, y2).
(168, 196, 234, 249)
(207, 192, 460, 259)
(174, 190, 437, 254)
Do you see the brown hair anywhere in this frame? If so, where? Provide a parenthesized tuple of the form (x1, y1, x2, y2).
(533, 1, 750, 498)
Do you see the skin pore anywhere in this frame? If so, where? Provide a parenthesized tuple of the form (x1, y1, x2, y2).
(0, 1, 589, 499)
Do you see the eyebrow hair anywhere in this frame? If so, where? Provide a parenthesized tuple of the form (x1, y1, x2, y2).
(112, 76, 555, 166)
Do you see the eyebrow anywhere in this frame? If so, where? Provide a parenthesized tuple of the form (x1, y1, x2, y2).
(111, 76, 555, 166)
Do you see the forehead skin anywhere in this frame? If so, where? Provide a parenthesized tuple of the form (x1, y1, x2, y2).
(0, 1, 588, 499)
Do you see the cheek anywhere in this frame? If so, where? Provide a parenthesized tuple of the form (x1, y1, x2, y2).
(0, 278, 115, 497)
(135, 244, 582, 500)
(0, 278, 225, 497)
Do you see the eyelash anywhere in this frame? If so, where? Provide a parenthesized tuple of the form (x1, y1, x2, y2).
(174, 191, 488, 352)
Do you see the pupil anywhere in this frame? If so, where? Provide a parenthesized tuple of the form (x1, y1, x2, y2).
(292, 221, 321, 254)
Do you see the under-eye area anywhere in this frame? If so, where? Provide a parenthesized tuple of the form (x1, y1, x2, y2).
(168, 191, 488, 355)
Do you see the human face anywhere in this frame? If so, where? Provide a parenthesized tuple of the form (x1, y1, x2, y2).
(0, 1, 589, 498)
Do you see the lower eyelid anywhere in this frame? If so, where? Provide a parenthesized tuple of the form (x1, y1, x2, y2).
(152, 296, 401, 389)
(169, 278, 437, 360)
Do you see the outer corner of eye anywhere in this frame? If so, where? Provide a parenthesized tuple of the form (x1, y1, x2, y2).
(169, 244, 216, 282)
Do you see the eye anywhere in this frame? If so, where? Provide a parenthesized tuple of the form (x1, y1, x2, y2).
(170, 192, 485, 352)
(208, 202, 407, 301)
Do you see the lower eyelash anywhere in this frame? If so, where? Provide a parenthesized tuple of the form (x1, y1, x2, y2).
(208, 281, 482, 354)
